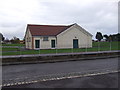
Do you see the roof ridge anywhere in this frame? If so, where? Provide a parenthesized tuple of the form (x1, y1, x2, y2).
(27, 24, 71, 27)
(26, 23, 77, 36)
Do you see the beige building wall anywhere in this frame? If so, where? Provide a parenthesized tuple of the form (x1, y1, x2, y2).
(57, 25, 92, 49)
(25, 24, 92, 49)
(25, 29, 32, 49)
(33, 36, 56, 49)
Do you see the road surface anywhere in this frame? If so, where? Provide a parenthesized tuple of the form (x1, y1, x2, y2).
(3, 72, 119, 88)
(2, 57, 119, 88)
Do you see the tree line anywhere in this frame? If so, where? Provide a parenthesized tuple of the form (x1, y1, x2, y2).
(1, 34, 24, 44)
(0, 32, 120, 44)
(95, 32, 120, 42)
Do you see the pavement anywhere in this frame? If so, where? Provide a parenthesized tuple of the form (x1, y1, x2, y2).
(2, 50, 120, 66)
(1, 50, 120, 58)
(2, 57, 119, 88)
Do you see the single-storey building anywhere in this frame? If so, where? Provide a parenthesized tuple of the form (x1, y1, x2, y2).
(24, 23, 92, 49)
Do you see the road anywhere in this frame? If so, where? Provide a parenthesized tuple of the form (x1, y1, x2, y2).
(3, 72, 119, 88)
(2, 57, 119, 88)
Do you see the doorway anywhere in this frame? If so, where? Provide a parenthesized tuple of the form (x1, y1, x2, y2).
(35, 40, 40, 48)
(51, 40, 56, 48)
(73, 39, 78, 48)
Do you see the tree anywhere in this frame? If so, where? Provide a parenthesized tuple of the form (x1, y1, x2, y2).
(111, 33, 120, 41)
(4, 38, 10, 43)
(95, 32, 103, 41)
(10, 36, 20, 44)
(23, 38, 25, 44)
(117, 33, 120, 41)
(0, 33, 5, 42)
(2, 36, 5, 41)
(103, 34, 109, 41)
(109, 35, 114, 42)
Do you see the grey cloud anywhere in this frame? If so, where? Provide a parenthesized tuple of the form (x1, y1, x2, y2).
(0, 22, 20, 27)
(0, 0, 118, 39)
(35, 1, 117, 36)
(1, 25, 26, 40)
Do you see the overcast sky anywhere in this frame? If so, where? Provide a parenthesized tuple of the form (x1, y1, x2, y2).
(0, 0, 118, 40)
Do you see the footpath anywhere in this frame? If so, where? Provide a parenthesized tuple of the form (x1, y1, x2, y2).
(1, 50, 120, 65)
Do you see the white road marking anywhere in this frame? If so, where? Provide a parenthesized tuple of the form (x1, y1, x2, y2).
(1, 70, 119, 87)
(10, 83, 14, 86)
(17, 82, 22, 85)
(5, 67, 116, 81)
(31, 80, 38, 83)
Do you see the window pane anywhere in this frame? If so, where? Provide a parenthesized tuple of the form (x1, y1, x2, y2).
(43, 37, 48, 41)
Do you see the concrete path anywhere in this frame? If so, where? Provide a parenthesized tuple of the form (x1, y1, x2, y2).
(1, 50, 120, 58)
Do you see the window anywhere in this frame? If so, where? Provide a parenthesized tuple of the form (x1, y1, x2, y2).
(27, 38, 29, 42)
(43, 37, 48, 41)
(29, 37, 31, 42)
(26, 37, 31, 42)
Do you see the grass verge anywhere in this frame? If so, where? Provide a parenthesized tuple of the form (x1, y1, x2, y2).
(2, 41, 120, 56)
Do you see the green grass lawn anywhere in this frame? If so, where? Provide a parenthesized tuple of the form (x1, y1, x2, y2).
(2, 41, 120, 56)
(2, 48, 19, 51)
(2, 43, 25, 46)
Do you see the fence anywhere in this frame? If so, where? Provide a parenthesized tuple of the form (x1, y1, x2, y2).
(2, 41, 119, 56)
(0, 43, 2, 89)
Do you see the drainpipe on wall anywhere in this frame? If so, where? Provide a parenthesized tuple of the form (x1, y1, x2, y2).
(56, 36, 58, 54)
(32, 37, 34, 49)
(86, 34, 88, 52)
(39, 37, 40, 55)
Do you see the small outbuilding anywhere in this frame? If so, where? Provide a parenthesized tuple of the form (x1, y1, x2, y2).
(24, 23, 92, 49)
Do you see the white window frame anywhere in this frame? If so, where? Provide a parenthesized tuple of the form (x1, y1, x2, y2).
(43, 37, 49, 41)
